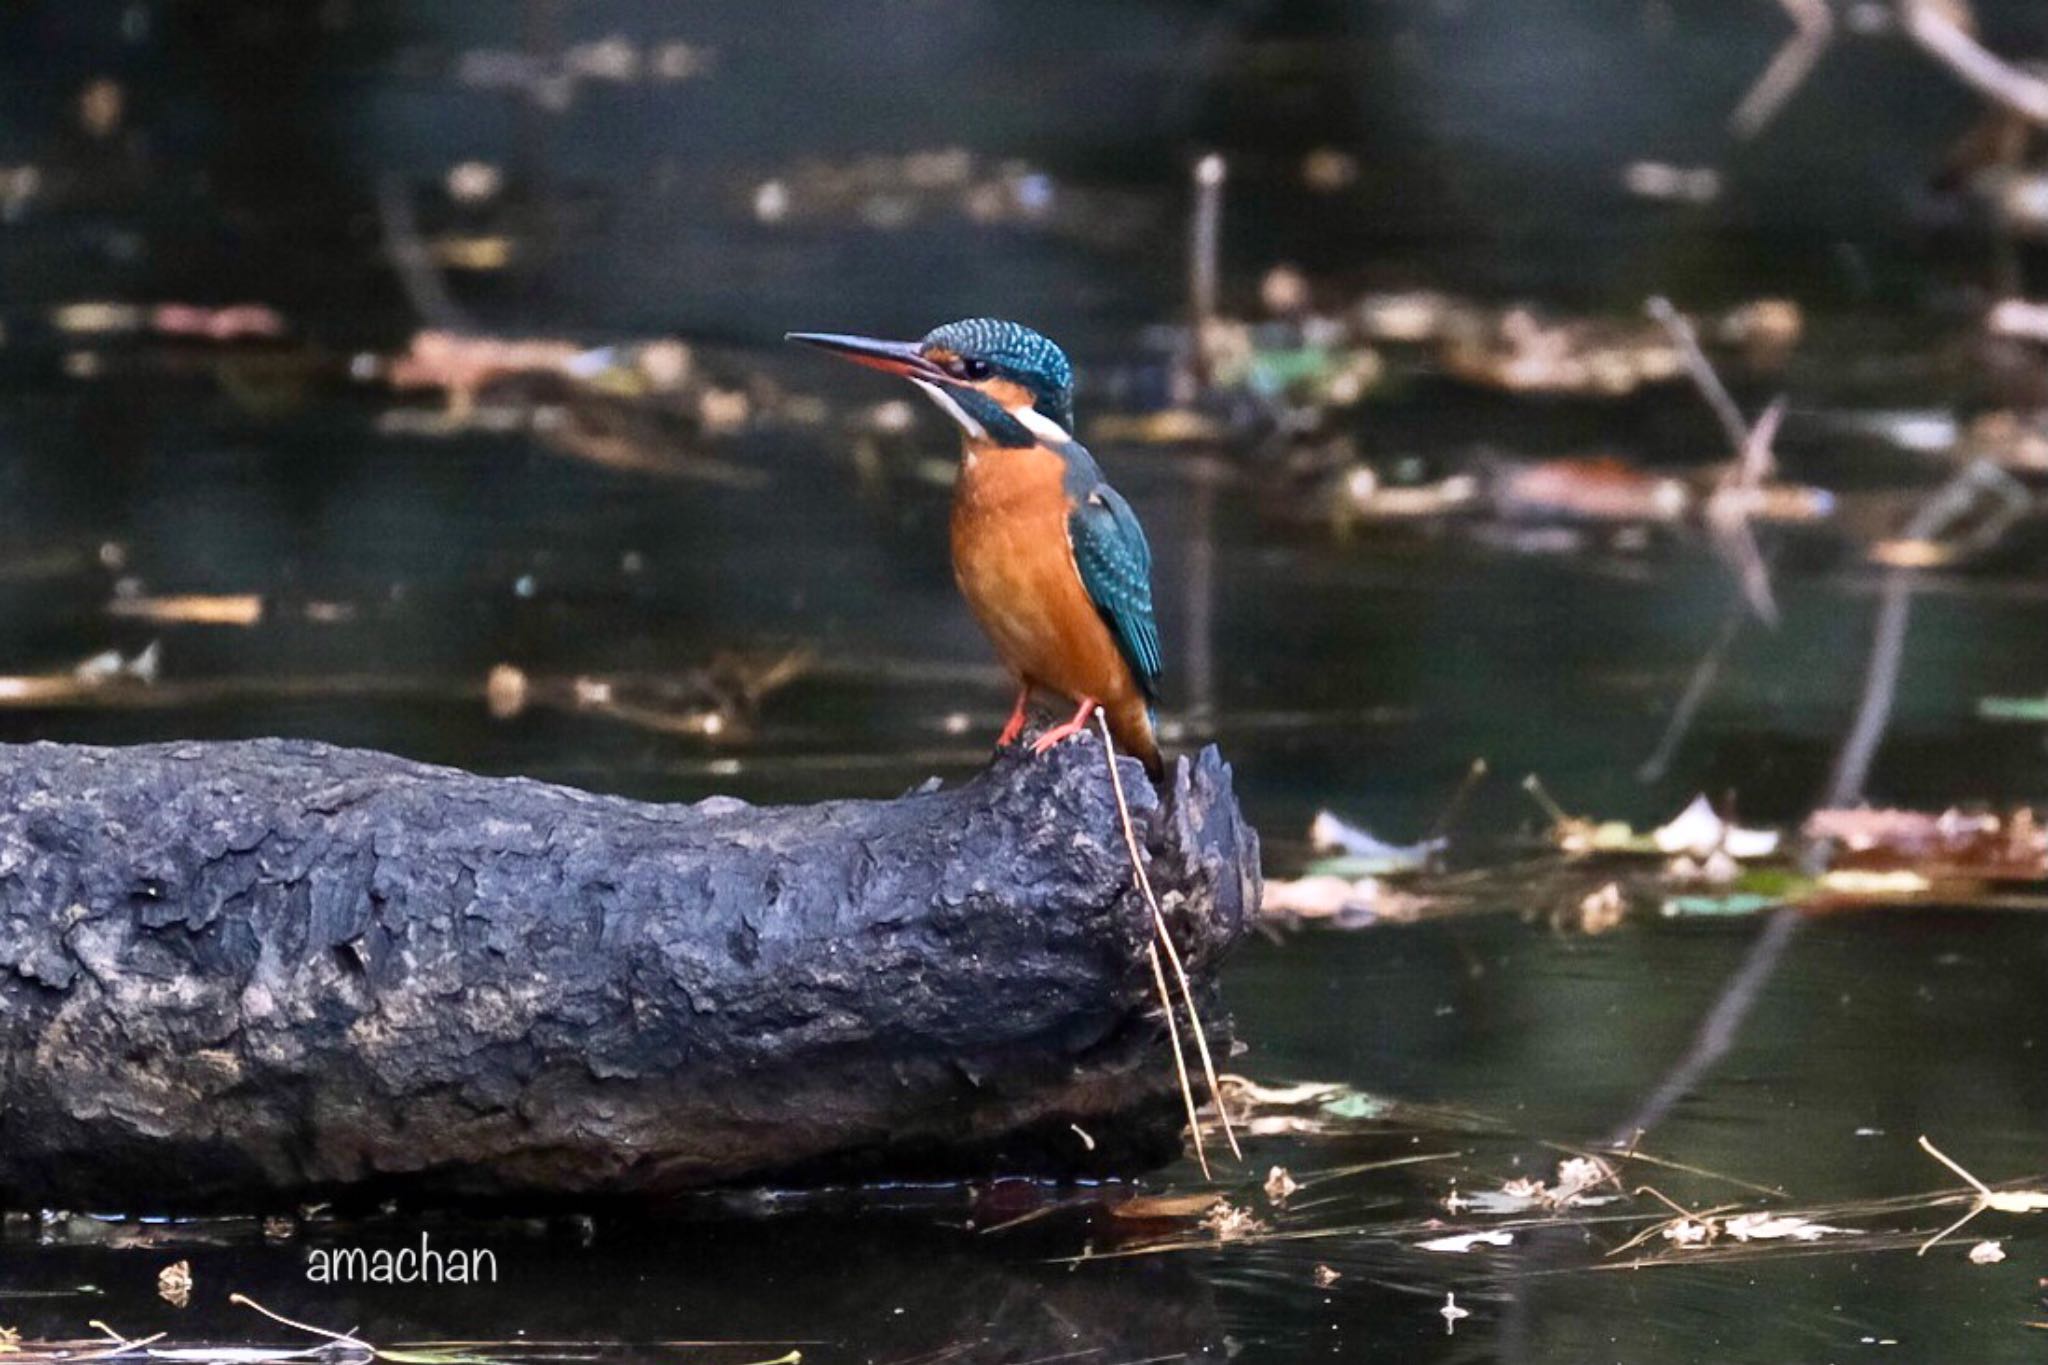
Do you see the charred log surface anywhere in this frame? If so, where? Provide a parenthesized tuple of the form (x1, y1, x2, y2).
(0, 736, 1257, 1211)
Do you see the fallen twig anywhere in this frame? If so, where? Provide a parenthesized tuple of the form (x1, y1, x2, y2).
(228, 1295, 371, 1355)
(1915, 1134, 2048, 1254)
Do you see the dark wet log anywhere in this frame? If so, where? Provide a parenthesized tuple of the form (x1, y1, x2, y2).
(0, 735, 1257, 1211)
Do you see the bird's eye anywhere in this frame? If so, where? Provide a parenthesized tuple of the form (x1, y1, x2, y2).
(960, 357, 992, 380)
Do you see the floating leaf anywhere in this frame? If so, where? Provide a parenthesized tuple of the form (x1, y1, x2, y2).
(1722, 1213, 1852, 1242)
(1110, 1192, 1223, 1221)
(1978, 696, 2048, 723)
(1319, 1092, 1394, 1121)
(1307, 811, 1444, 874)
(1662, 893, 1783, 918)
(1653, 795, 1780, 860)
(1418, 1229, 1514, 1253)
(1816, 870, 1930, 898)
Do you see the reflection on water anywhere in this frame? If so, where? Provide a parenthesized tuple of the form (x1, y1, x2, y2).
(7, 0, 2048, 1360)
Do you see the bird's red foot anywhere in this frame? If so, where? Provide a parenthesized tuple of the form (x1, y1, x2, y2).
(995, 687, 1031, 748)
(1031, 697, 1100, 755)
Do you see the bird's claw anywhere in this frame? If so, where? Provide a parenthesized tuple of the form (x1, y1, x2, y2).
(1029, 698, 1100, 754)
(994, 688, 1031, 750)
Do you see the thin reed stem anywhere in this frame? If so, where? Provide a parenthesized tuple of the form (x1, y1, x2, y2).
(1093, 708, 1241, 1162)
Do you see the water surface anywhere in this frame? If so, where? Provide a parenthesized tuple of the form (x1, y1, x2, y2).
(6, 2, 2048, 1360)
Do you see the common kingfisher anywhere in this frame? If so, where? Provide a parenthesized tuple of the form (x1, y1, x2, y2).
(789, 318, 1164, 777)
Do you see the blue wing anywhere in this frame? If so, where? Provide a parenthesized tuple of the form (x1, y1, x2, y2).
(1069, 483, 1162, 701)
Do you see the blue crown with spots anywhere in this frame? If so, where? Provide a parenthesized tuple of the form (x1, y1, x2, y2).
(923, 318, 1074, 432)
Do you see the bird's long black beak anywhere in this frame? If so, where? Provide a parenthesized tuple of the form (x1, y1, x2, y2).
(785, 331, 949, 382)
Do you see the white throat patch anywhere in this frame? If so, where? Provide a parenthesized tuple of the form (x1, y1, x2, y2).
(1010, 403, 1072, 445)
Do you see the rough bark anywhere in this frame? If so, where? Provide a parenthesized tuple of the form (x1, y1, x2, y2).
(0, 735, 1257, 1211)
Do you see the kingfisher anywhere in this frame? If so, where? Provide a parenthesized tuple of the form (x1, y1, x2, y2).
(789, 318, 1164, 777)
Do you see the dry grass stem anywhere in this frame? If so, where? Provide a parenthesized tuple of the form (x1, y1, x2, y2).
(1540, 1139, 1788, 1199)
(1915, 1134, 2048, 1254)
(227, 1295, 371, 1353)
(1147, 939, 1210, 1180)
(1094, 708, 1241, 1167)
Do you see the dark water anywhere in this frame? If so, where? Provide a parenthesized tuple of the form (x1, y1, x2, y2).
(8, 2, 2048, 1360)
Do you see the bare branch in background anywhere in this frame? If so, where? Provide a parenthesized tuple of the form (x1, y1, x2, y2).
(376, 174, 472, 332)
(1731, 0, 1835, 140)
(1606, 468, 2015, 1150)
(1646, 297, 1750, 453)
(1705, 397, 1788, 627)
(1646, 297, 1782, 625)
(1636, 595, 1750, 784)
(1184, 153, 1226, 398)
(1900, 0, 2048, 127)
(1820, 462, 2024, 822)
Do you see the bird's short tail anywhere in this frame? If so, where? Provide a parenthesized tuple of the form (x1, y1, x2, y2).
(1107, 697, 1164, 780)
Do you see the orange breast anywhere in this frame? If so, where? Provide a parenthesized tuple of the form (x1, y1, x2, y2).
(949, 442, 1139, 709)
